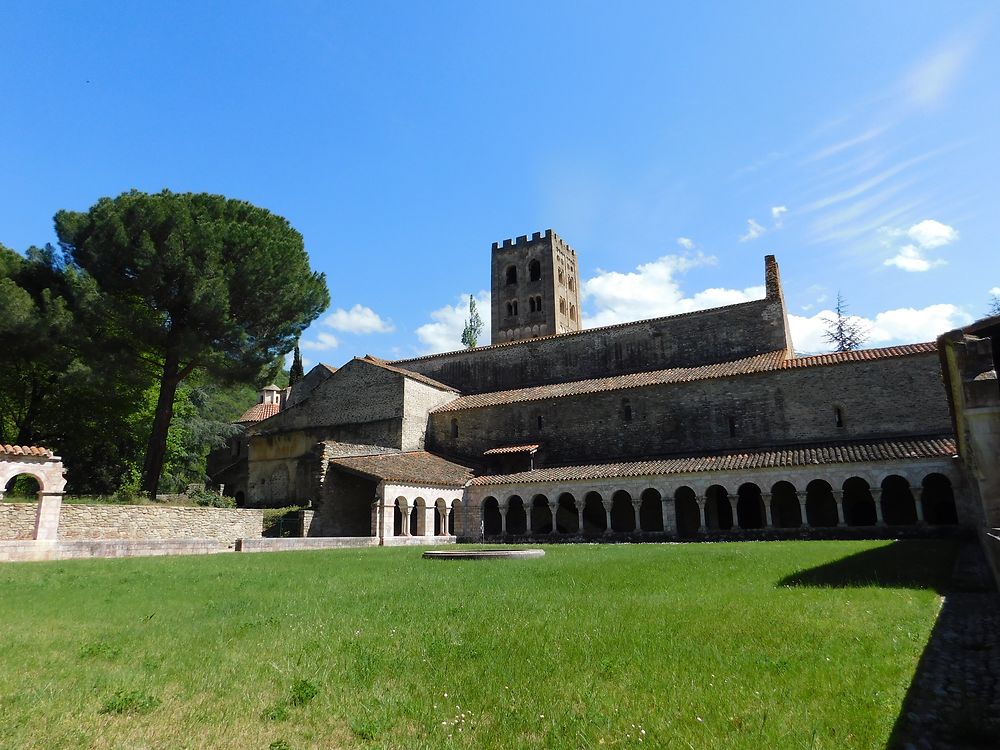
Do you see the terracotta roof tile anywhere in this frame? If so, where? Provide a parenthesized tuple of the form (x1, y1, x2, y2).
(469, 435, 956, 486)
(483, 444, 541, 455)
(328, 451, 475, 487)
(0, 444, 55, 458)
(434, 343, 937, 413)
(236, 403, 280, 424)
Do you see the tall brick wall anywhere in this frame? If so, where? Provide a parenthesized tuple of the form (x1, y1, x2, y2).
(0, 503, 263, 542)
(394, 297, 789, 394)
(428, 352, 951, 465)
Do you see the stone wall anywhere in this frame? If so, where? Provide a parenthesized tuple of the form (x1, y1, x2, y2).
(394, 296, 789, 394)
(401, 378, 462, 451)
(312, 468, 376, 536)
(429, 351, 952, 465)
(0, 503, 262, 542)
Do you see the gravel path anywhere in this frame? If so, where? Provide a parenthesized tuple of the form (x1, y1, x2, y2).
(889, 540, 1000, 749)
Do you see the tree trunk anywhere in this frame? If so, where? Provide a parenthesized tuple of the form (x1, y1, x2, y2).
(141, 351, 182, 500)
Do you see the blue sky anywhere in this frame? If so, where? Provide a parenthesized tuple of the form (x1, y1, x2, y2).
(2, 1, 997, 364)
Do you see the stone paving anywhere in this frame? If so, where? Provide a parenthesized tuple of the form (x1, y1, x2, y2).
(890, 541, 1000, 749)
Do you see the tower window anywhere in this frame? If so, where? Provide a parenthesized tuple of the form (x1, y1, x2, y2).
(506, 301, 514, 317)
(451, 418, 459, 439)
(529, 259, 541, 281)
(835, 406, 845, 428)
(728, 416, 737, 437)
(558, 269, 565, 284)
(569, 304, 576, 322)
(622, 398, 632, 422)
(506, 266, 517, 285)
(529, 297, 537, 313)
(559, 297, 567, 315)
(569, 276, 575, 291)
(537, 414, 544, 431)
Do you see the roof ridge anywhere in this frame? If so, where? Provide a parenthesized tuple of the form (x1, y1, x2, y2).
(356, 356, 459, 393)
(390, 298, 770, 364)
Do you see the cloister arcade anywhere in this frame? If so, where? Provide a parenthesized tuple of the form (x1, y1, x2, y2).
(372, 482, 464, 541)
(461, 462, 965, 540)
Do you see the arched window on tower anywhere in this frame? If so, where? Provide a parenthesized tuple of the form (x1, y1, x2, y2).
(569, 304, 576, 322)
(569, 276, 576, 291)
(529, 259, 541, 282)
(506, 266, 517, 285)
(622, 398, 632, 422)
(529, 297, 537, 313)
(506, 301, 514, 317)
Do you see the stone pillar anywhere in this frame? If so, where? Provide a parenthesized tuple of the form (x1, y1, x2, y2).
(34, 491, 63, 542)
(696, 496, 707, 532)
(438, 506, 449, 536)
(913, 488, 926, 523)
(730, 499, 740, 531)
(576, 502, 585, 535)
(500, 502, 508, 535)
(602, 498, 612, 535)
(833, 490, 846, 527)
(762, 493, 773, 528)
(632, 500, 642, 533)
(401, 503, 411, 536)
(661, 496, 677, 534)
(871, 489, 885, 526)
(549, 502, 559, 535)
(797, 493, 809, 528)
(525, 504, 533, 536)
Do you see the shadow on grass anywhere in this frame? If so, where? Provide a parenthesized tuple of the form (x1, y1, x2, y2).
(778, 540, 956, 593)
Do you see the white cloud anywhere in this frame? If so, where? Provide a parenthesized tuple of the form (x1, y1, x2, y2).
(300, 331, 340, 352)
(322, 304, 395, 334)
(789, 303, 971, 353)
(414, 292, 491, 354)
(582, 253, 765, 328)
(881, 218, 958, 272)
(990, 287, 1000, 296)
(740, 218, 766, 242)
(904, 35, 976, 108)
(907, 219, 958, 249)
(770, 205, 788, 227)
(676, 237, 695, 249)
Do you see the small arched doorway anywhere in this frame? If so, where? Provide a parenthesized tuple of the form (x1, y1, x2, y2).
(704, 485, 733, 531)
(610, 490, 635, 533)
(922, 474, 958, 525)
(770, 481, 801, 528)
(506, 495, 527, 535)
(482, 496, 501, 536)
(842, 477, 876, 526)
(639, 488, 663, 532)
(674, 486, 700, 537)
(805, 480, 838, 527)
(736, 483, 765, 529)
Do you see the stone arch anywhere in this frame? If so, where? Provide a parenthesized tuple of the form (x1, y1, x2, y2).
(411, 497, 426, 536)
(881, 475, 917, 525)
(448, 501, 456, 535)
(610, 490, 635, 532)
(842, 477, 876, 526)
(530, 494, 552, 534)
(639, 488, 663, 532)
(505, 265, 517, 285)
(3, 473, 41, 499)
(704, 485, 733, 531)
(770, 481, 801, 528)
(736, 483, 765, 529)
(434, 498, 448, 535)
(806, 479, 838, 527)
(582, 491, 606, 535)
(674, 486, 700, 537)
(556, 492, 578, 534)
(393, 497, 407, 536)
(506, 495, 526, 535)
(482, 496, 501, 536)
(922, 473, 958, 525)
(528, 259, 541, 282)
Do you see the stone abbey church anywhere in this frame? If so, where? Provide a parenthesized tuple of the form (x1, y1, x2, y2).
(209, 229, 987, 543)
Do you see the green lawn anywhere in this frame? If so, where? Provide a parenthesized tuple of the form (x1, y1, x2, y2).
(0, 540, 954, 749)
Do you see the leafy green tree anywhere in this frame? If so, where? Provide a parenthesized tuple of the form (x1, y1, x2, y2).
(461, 295, 483, 348)
(55, 190, 330, 498)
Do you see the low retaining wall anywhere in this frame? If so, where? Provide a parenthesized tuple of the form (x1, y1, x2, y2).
(0, 539, 233, 562)
(0, 503, 263, 542)
(238, 537, 377, 552)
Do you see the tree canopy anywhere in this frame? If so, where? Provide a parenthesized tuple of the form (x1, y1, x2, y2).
(461, 295, 484, 348)
(55, 190, 329, 497)
(822, 292, 870, 353)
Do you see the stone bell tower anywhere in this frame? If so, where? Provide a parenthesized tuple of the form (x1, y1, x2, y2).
(490, 229, 582, 344)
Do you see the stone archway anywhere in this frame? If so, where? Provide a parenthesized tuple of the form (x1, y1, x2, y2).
(0, 445, 67, 542)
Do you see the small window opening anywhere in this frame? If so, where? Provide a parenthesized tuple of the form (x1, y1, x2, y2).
(450, 418, 459, 439)
(728, 416, 737, 437)
(529, 259, 541, 282)
(506, 301, 514, 317)
(512, 299, 518, 316)
(835, 406, 845, 428)
(559, 297, 567, 315)
(568, 276, 575, 291)
(529, 297, 537, 313)
(537, 414, 544, 431)
(505, 266, 517, 285)
(558, 269, 565, 284)
(622, 398, 632, 422)
(569, 304, 576, 322)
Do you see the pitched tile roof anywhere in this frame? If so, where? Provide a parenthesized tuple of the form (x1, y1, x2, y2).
(434, 343, 937, 413)
(327, 451, 475, 487)
(469, 435, 956, 486)
(236, 402, 281, 424)
(0, 444, 55, 458)
(483, 444, 541, 456)
(357, 356, 459, 393)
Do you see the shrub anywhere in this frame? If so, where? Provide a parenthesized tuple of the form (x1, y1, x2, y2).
(188, 488, 235, 508)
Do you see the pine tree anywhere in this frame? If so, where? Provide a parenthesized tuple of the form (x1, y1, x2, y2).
(289, 341, 304, 385)
(821, 292, 870, 352)
(989, 292, 1000, 317)
(461, 295, 483, 348)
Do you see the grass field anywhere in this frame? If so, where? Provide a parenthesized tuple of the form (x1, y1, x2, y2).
(0, 540, 955, 749)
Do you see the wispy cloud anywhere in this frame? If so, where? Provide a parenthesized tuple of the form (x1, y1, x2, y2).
(300, 331, 340, 352)
(805, 126, 890, 163)
(322, 304, 395, 334)
(770, 205, 788, 227)
(676, 237, 695, 249)
(881, 218, 959, 272)
(903, 32, 979, 108)
(739, 218, 766, 242)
